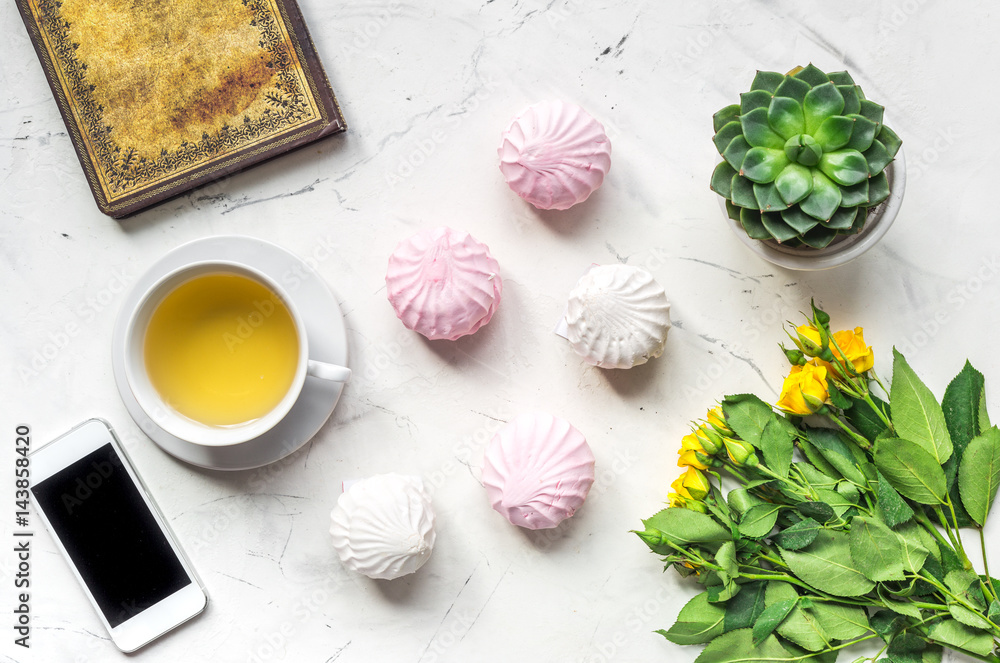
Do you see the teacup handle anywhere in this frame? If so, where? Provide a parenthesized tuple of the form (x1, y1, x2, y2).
(307, 360, 352, 383)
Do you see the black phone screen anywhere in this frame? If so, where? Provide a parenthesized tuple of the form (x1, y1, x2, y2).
(31, 443, 192, 627)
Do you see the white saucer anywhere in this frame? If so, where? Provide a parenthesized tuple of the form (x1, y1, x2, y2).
(111, 236, 349, 470)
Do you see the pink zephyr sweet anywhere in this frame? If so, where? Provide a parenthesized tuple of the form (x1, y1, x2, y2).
(386, 227, 502, 341)
(483, 412, 596, 530)
(498, 100, 612, 211)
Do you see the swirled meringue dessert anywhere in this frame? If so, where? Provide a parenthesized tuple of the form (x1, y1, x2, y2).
(483, 412, 596, 530)
(329, 474, 436, 580)
(564, 264, 672, 369)
(386, 227, 502, 340)
(498, 100, 612, 211)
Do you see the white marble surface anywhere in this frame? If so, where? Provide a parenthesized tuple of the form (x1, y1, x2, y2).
(3, 1, 1000, 662)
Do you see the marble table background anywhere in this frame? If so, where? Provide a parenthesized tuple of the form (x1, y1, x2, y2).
(3, 1, 999, 661)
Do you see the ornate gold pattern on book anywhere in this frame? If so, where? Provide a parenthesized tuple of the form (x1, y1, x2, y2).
(31, 0, 319, 201)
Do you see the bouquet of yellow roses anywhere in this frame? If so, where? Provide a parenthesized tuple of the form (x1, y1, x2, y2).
(638, 302, 1000, 663)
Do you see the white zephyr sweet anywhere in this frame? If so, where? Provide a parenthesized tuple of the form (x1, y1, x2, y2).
(329, 474, 436, 580)
(564, 264, 672, 369)
(483, 412, 596, 530)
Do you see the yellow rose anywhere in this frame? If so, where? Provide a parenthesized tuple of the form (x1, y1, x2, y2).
(777, 362, 829, 415)
(668, 492, 686, 508)
(678, 449, 710, 470)
(680, 433, 704, 453)
(722, 437, 758, 467)
(670, 467, 710, 501)
(796, 324, 825, 356)
(831, 327, 874, 374)
(706, 406, 731, 434)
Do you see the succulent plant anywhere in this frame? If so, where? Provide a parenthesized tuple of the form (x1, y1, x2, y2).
(710, 64, 902, 248)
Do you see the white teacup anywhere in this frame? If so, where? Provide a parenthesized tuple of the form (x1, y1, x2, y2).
(124, 260, 350, 446)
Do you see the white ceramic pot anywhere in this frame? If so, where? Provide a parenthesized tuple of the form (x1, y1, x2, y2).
(722, 147, 906, 271)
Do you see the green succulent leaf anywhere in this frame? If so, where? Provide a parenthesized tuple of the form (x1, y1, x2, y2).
(840, 177, 870, 207)
(827, 206, 859, 230)
(713, 104, 741, 133)
(799, 170, 842, 220)
(767, 97, 805, 140)
(731, 174, 758, 208)
(880, 125, 903, 158)
(838, 85, 861, 116)
(819, 149, 869, 186)
(741, 89, 774, 115)
(827, 70, 856, 86)
(780, 207, 820, 234)
(859, 99, 885, 128)
(803, 82, 846, 135)
(849, 206, 868, 233)
(779, 529, 876, 597)
(711, 161, 738, 198)
(794, 63, 832, 87)
(774, 163, 813, 205)
(864, 139, 893, 175)
(740, 208, 771, 240)
(846, 114, 878, 152)
(753, 182, 790, 212)
(867, 171, 890, 206)
(725, 200, 740, 222)
(813, 115, 855, 152)
(742, 147, 789, 183)
(741, 108, 785, 150)
(713, 120, 744, 155)
(775, 75, 811, 104)
(751, 70, 785, 93)
(799, 225, 838, 249)
(723, 135, 752, 171)
(761, 213, 799, 244)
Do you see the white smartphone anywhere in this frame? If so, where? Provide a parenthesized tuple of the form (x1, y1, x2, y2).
(30, 419, 207, 652)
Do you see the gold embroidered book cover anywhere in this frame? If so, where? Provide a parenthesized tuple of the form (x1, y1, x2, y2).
(17, 0, 346, 217)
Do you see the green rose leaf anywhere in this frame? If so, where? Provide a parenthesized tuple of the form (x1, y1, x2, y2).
(716, 541, 739, 579)
(943, 361, 988, 525)
(723, 581, 768, 632)
(642, 508, 731, 546)
(878, 585, 923, 619)
(849, 516, 906, 582)
(779, 530, 876, 597)
(810, 601, 870, 640)
(949, 604, 993, 631)
(813, 115, 854, 152)
(887, 632, 927, 663)
(693, 629, 790, 663)
(845, 395, 890, 443)
(928, 618, 996, 656)
(774, 163, 813, 206)
(751, 599, 796, 646)
(958, 427, 1000, 526)
(803, 82, 845, 135)
(892, 349, 954, 465)
(803, 427, 866, 486)
(870, 609, 907, 640)
(767, 97, 805, 140)
(760, 417, 794, 479)
(818, 149, 869, 186)
(728, 488, 765, 516)
(796, 500, 836, 523)
(874, 437, 948, 505)
(774, 518, 821, 551)
(659, 591, 726, 645)
(875, 469, 915, 528)
(798, 170, 842, 220)
(741, 108, 786, 150)
(761, 583, 827, 652)
(722, 394, 775, 448)
(739, 504, 782, 539)
(741, 148, 790, 184)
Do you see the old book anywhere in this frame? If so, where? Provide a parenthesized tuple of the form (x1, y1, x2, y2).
(16, 0, 345, 218)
